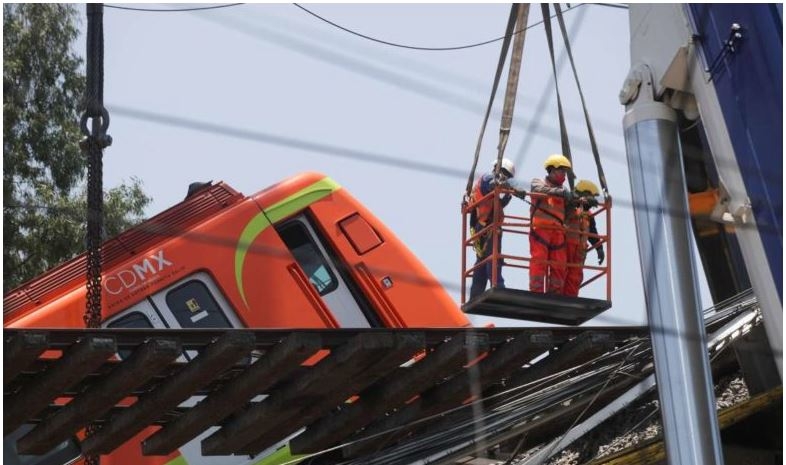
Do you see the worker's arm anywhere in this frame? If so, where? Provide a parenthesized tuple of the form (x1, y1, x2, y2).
(588, 216, 605, 264)
(530, 177, 571, 199)
(482, 173, 513, 207)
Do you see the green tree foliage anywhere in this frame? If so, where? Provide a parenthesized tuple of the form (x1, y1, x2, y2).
(3, 4, 152, 292)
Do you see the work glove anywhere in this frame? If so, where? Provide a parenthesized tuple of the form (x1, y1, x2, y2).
(513, 189, 528, 200)
(596, 247, 605, 265)
(585, 196, 600, 208)
(492, 173, 511, 187)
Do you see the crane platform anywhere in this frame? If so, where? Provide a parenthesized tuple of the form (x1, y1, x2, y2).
(462, 288, 612, 325)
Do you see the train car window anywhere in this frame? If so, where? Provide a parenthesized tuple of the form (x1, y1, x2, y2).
(339, 213, 384, 255)
(3, 424, 80, 465)
(106, 311, 154, 329)
(106, 312, 155, 359)
(166, 280, 232, 329)
(279, 222, 339, 296)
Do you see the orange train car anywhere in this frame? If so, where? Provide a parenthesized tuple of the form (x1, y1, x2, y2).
(4, 172, 470, 465)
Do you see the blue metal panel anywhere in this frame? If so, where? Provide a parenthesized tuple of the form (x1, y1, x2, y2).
(689, 4, 783, 299)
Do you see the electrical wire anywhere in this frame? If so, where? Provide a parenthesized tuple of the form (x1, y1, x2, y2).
(329, 345, 645, 464)
(104, 3, 243, 13)
(7, 5, 776, 331)
(104, 105, 782, 235)
(293, 3, 583, 51)
(330, 305, 760, 464)
(595, 3, 630, 9)
(6, 4, 776, 461)
(197, 7, 626, 143)
(527, 343, 642, 465)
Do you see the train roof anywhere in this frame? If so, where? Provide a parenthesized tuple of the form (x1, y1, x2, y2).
(4, 181, 244, 318)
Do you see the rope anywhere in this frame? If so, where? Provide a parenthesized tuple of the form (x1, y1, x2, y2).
(541, 3, 575, 190)
(464, 4, 521, 201)
(554, 4, 610, 198)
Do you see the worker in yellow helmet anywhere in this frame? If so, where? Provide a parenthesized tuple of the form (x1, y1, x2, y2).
(529, 154, 572, 294)
(564, 179, 605, 297)
(469, 158, 516, 299)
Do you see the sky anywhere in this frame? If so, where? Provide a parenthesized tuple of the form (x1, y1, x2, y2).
(80, 3, 712, 327)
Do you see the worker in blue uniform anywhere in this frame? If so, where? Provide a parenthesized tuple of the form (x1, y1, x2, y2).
(468, 158, 517, 300)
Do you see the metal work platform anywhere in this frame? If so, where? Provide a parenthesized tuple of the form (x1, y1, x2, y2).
(463, 288, 613, 325)
(3, 326, 644, 460)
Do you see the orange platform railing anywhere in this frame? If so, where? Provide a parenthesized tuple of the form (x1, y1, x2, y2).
(461, 185, 611, 305)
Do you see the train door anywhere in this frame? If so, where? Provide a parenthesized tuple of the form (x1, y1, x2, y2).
(277, 215, 376, 328)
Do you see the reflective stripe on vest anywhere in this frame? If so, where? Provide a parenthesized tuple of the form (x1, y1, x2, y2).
(472, 178, 493, 226)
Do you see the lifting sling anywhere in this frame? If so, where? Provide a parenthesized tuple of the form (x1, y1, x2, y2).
(464, 4, 528, 203)
(545, 3, 610, 199)
(462, 4, 613, 325)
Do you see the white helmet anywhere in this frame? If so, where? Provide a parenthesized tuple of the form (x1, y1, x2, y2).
(493, 157, 516, 178)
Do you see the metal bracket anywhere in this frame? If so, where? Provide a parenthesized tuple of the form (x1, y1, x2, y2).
(706, 23, 744, 81)
(710, 179, 753, 225)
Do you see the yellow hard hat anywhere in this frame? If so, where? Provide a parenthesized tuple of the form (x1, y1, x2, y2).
(543, 154, 572, 170)
(574, 179, 600, 196)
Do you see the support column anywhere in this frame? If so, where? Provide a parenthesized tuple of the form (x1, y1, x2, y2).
(621, 64, 724, 465)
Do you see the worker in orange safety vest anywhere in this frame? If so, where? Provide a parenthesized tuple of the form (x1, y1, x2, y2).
(529, 154, 573, 294)
(563, 179, 605, 297)
(468, 158, 517, 299)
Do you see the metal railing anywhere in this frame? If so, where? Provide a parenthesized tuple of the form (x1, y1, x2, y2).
(461, 185, 611, 304)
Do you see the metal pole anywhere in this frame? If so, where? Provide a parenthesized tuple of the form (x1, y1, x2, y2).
(621, 64, 724, 465)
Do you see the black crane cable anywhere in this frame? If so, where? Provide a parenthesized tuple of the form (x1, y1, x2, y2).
(554, 4, 610, 197)
(542, 3, 575, 191)
(82, 3, 112, 340)
(81, 5, 112, 463)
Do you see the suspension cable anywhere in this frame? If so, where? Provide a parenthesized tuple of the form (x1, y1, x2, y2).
(554, 4, 610, 198)
(80, 5, 112, 464)
(541, 3, 575, 190)
(495, 5, 530, 173)
(464, 4, 521, 202)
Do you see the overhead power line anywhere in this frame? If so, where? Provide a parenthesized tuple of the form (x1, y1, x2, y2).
(292, 3, 584, 51)
(111, 105, 466, 179)
(596, 3, 630, 10)
(198, 9, 626, 143)
(107, 105, 782, 234)
(105, 3, 243, 13)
